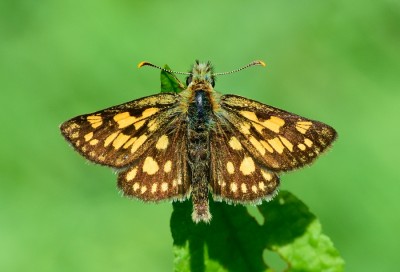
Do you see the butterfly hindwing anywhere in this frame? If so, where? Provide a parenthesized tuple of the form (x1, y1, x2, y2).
(60, 93, 180, 168)
(209, 120, 280, 204)
(218, 94, 337, 171)
(117, 116, 190, 201)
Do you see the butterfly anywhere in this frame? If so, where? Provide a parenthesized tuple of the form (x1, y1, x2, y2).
(60, 60, 337, 223)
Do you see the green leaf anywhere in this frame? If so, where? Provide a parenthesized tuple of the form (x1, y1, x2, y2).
(160, 64, 185, 93)
(171, 191, 344, 272)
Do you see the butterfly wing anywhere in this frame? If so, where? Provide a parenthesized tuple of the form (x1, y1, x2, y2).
(117, 117, 190, 201)
(209, 119, 280, 204)
(60, 93, 181, 168)
(217, 94, 337, 172)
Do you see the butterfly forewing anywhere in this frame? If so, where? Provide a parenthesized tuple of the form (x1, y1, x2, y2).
(60, 93, 180, 168)
(117, 118, 190, 201)
(219, 95, 337, 171)
(209, 120, 280, 204)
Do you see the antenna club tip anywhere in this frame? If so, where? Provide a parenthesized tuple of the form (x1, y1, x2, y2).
(137, 61, 149, 68)
(255, 60, 266, 67)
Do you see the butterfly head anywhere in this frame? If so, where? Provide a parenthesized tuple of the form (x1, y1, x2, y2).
(186, 60, 215, 87)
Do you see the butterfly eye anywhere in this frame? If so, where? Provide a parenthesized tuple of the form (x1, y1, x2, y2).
(186, 75, 193, 86)
(210, 78, 215, 87)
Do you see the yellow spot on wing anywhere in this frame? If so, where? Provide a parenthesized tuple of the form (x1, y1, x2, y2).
(296, 121, 312, 134)
(156, 135, 169, 150)
(133, 182, 140, 191)
(298, 143, 306, 151)
(71, 132, 79, 139)
(226, 161, 235, 174)
(252, 123, 264, 134)
(230, 182, 238, 193)
(114, 112, 130, 122)
(114, 108, 160, 130)
(279, 136, 293, 152)
(240, 111, 258, 123)
(84, 132, 93, 142)
(123, 137, 137, 149)
(262, 116, 285, 133)
(69, 123, 80, 130)
(241, 183, 247, 193)
(134, 120, 146, 130)
(239, 122, 251, 135)
(249, 136, 266, 155)
(259, 182, 266, 191)
(267, 137, 285, 154)
(147, 119, 158, 131)
(304, 138, 313, 147)
(131, 135, 147, 153)
(161, 182, 168, 192)
(143, 156, 159, 175)
(260, 140, 274, 153)
(240, 157, 255, 175)
(239, 111, 285, 133)
(298, 121, 312, 126)
(114, 112, 136, 129)
(151, 183, 158, 193)
(104, 132, 119, 147)
(142, 107, 160, 118)
(229, 136, 242, 150)
(141, 186, 147, 194)
(296, 127, 306, 134)
(126, 167, 138, 181)
(89, 139, 99, 145)
(164, 160, 172, 173)
(87, 115, 103, 128)
(261, 169, 272, 181)
(112, 133, 130, 149)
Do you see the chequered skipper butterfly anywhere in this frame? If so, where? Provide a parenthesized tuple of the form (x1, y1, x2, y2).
(60, 60, 337, 223)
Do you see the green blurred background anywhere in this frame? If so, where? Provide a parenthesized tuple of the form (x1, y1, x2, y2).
(1, 0, 399, 271)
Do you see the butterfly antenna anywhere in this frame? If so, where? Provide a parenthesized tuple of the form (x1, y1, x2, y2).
(138, 61, 192, 75)
(212, 60, 266, 76)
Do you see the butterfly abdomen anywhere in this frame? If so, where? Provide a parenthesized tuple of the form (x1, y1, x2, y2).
(186, 90, 213, 223)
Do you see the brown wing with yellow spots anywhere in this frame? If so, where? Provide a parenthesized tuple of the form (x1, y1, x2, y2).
(60, 93, 181, 168)
(218, 94, 337, 172)
(209, 119, 280, 204)
(117, 118, 190, 202)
